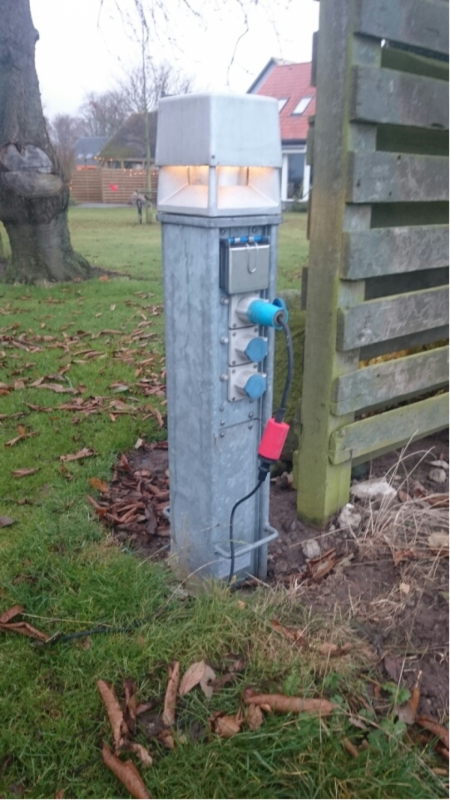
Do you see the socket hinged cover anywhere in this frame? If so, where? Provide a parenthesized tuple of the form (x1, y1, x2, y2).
(220, 243, 270, 294)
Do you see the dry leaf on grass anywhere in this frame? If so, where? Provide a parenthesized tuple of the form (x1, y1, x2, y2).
(88, 477, 109, 492)
(342, 738, 359, 758)
(270, 619, 306, 646)
(423, 493, 449, 508)
(393, 549, 419, 567)
(35, 383, 78, 394)
(0, 605, 24, 624)
(199, 664, 217, 699)
(317, 642, 352, 657)
(436, 744, 450, 760)
(396, 673, 421, 725)
(427, 532, 449, 556)
(60, 447, 96, 463)
(179, 660, 206, 696)
(127, 743, 153, 768)
(162, 661, 180, 726)
(123, 677, 137, 735)
(211, 710, 244, 738)
(12, 467, 40, 478)
(102, 744, 151, 799)
(158, 729, 175, 749)
(5, 432, 38, 448)
(243, 689, 336, 716)
(97, 680, 129, 749)
(0, 516, 15, 528)
(0, 605, 49, 641)
(246, 704, 264, 731)
(416, 716, 449, 751)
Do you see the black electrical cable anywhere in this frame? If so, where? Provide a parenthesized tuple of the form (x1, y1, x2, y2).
(228, 476, 266, 585)
(33, 602, 174, 647)
(227, 316, 294, 585)
(274, 316, 294, 424)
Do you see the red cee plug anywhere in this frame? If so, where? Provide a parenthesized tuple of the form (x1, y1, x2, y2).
(258, 418, 290, 462)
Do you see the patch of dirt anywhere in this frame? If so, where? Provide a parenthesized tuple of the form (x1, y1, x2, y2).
(98, 430, 449, 720)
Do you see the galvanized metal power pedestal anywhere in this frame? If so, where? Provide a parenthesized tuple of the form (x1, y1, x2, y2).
(156, 94, 283, 582)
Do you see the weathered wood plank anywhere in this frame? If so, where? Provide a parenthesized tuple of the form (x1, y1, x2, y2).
(337, 286, 449, 350)
(351, 65, 449, 129)
(306, 116, 315, 166)
(359, 324, 449, 361)
(331, 346, 449, 415)
(381, 45, 449, 82)
(297, 0, 360, 527)
(355, 0, 449, 56)
(342, 225, 449, 279)
(329, 392, 449, 464)
(347, 153, 449, 203)
(311, 31, 318, 86)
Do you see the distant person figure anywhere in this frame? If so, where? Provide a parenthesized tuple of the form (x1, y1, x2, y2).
(131, 190, 146, 224)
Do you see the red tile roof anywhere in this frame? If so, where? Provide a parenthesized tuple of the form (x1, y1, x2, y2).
(249, 60, 316, 142)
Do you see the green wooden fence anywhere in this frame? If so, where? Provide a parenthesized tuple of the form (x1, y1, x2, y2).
(297, 0, 449, 527)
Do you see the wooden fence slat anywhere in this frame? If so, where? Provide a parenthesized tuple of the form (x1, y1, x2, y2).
(329, 392, 449, 465)
(348, 153, 449, 203)
(351, 65, 449, 129)
(342, 225, 449, 279)
(337, 285, 449, 350)
(354, 0, 449, 56)
(331, 346, 449, 415)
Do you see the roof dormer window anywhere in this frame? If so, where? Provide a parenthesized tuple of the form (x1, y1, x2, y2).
(292, 96, 313, 115)
(278, 98, 288, 112)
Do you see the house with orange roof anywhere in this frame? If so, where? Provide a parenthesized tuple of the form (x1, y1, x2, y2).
(248, 59, 315, 207)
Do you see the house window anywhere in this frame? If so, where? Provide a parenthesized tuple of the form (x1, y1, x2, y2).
(278, 98, 288, 111)
(292, 96, 313, 115)
(287, 153, 305, 199)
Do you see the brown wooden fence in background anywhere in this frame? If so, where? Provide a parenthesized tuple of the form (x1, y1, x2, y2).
(71, 168, 159, 205)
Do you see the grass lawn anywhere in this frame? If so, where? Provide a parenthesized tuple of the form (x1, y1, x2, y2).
(0, 209, 446, 799)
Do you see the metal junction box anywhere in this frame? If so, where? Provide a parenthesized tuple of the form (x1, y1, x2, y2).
(156, 93, 282, 584)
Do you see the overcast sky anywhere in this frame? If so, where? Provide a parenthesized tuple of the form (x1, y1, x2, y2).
(29, 0, 319, 119)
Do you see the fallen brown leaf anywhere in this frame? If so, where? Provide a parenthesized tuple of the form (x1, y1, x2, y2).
(162, 661, 180, 726)
(393, 549, 419, 567)
(55, 790, 65, 799)
(342, 738, 359, 758)
(246, 703, 264, 731)
(422, 493, 449, 508)
(88, 477, 109, 493)
(123, 677, 137, 735)
(396, 672, 421, 725)
(270, 619, 306, 647)
(243, 689, 336, 716)
(318, 642, 352, 658)
(0, 605, 24, 624)
(179, 660, 206, 697)
(126, 743, 153, 767)
(5, 432, 38, 448)
(12, 467, 40, 478)
(427, 531, 449, 557)
(102, 743, 151, 799)
(97, 680, 128, 749)
(35, 383, 78, 394)
(60, 447, 96, 463)
(211, 710, 244, 738)
(0, 516, 15, 528)
(158, 729, 175, 749)
(307, 548, 338, 582)
(435, 744, 450, 761)
(199, 664, 217, 700)
(0, 617, 49, 641)
(416, 715, 449, 751)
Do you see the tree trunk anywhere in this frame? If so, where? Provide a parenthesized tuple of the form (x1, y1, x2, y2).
(0, 0, 90, 284)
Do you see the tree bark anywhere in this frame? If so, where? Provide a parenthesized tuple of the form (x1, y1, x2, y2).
(0, 0, 90, 283)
